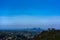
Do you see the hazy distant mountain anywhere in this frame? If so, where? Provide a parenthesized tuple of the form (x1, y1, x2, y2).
(23, 28, 43, 33)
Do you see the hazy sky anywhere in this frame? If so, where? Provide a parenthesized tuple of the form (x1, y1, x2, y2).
(0, 0, 60, 29)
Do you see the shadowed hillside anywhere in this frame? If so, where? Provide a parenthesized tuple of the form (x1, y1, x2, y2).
(33, 28, 60, 40)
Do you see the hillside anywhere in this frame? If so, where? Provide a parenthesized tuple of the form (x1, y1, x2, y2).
(33, 28, 60, 40)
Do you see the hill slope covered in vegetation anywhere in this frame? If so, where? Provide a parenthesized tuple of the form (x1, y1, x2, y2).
(33, 28, 60, 40)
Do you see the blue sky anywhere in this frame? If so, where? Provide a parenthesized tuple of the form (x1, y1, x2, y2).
(0, 0, 60, 29)
(0, 0, 60, 16)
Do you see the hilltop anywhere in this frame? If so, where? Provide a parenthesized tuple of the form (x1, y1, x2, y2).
(33, 28, 60, 40)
